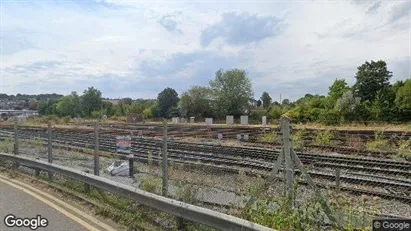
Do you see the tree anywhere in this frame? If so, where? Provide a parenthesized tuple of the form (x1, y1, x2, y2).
(55, 92, 81, 117)
(353, 60, 392, 102)
(120, 98, 133, 105)
(260, 92, 272, 109)
(327, 78, 350, 107)
(282, 99, 291, 105)
(157, 88, 179, 118)
(80, 87, 102, 117)
(209, 69, 253, 117)
(256, 100, 262, 107)
(334, 90, 361, 122)
(179, 86, 213, 118)
(395, 79, 411, 111)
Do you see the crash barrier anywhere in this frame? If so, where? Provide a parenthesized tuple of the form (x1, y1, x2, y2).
(0, 153, 275, 231)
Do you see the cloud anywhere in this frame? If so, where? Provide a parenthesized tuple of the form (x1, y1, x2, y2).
(200, 12, 283, 47)
(138, 50, 245, 92)
(158, 14, 183, 34)
(3, 61, 62, 74)
(366, 1, 381, 14)
(1, 1, 410, 101)
(389, 1, 410, 24)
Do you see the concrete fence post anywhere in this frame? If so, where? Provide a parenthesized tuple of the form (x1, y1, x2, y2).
(47, 121, 53, 179)
(13, 122, 19, 155)
(281, 117, 294, 207)
(94, 122, 100, 176)
(162, 120, 169, 196)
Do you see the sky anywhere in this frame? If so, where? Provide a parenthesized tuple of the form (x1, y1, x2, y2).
(0, 0, 410, 101)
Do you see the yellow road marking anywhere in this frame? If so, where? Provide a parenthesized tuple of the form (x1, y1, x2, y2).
(0, 177, 99, 231)
(1, 176, 116, 231)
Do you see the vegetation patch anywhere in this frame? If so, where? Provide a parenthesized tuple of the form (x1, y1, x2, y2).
(314, 129, 335, 146)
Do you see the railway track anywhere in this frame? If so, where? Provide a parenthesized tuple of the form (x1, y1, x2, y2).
(1, 129, 410, 204)
(1, 128, 411, 182)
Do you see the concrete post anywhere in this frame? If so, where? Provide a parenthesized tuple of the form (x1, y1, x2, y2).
(94, 122, 100, 176)
(162, 121, 169, 197)
(48, 121, 53, 179)
(281, 117, 294, 207)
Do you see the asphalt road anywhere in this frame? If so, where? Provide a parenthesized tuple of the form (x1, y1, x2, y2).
(0, 180, 90, 231)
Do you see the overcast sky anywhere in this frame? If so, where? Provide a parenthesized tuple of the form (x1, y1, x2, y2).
(1, 0, 410, 101)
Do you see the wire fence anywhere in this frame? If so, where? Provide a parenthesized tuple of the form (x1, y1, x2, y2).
(0, 119, 410, 230)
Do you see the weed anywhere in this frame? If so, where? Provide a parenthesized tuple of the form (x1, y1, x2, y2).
(29, 136, 44, 148)
(262, 132, 279, 143)
(139, 176, 161, 194)
(0, 137, 13, 153)
(365, 130, 391, 152)
(292, 129, 306, 149)
(398, 138, 411, 158)
(314, 129, 335, 146)
(176, 181, 198, 204)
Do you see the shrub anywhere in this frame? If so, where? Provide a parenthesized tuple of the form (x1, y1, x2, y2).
(318, 110, 340, 125)
(262, 132, 279, 143)
(139, 176, 161, 194)
(292, 129, 306, 149)
(314, 129, 335, 146)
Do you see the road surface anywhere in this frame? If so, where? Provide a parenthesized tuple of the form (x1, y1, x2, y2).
(0, 176, 116, 231)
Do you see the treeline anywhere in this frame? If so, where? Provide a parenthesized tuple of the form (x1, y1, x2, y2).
(33, 60, 411, 124)
(0, 93, 63, 101)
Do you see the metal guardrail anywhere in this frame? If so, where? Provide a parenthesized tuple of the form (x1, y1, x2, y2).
(0, 153, 275, 231)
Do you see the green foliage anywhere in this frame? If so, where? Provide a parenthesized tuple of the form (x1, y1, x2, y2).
(157, 88, 179, 118)
(81, 87, 103, 117)
(245, 197, 323, 230)
(176, 181, 198, 204)
(262, 132, 279, 143)
(0, 137, 13, 153)
(353, 60, 392, 102)
(398, 138, 411, 158)
(292, 129, 305, 149)
(395, 79, 411, 111)
(55, 92, 82, 117)
(314, 129, 335, 145)
(260, 92, 272, 109)
(267, 106, 283, 120)
(318, 109, 340, 125)
(139, 176, 161, 194)
(179, 86, 213, 118)
(327, 78, 350, 108)
(365, 130, 391, 152)
(334, 91, 360, 122)
(209, 69, 253, 117)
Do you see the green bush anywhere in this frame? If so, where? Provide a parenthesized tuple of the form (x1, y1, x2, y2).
(314, 129, 335, 146)
(318, 110, 340, 125)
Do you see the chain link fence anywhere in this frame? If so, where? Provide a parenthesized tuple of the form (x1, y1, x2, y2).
(0, 118, 410, 230)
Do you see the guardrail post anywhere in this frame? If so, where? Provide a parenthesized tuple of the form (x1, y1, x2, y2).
(84, 170, 90, 193)
(13, 122, 19, 155)
(129, 155, 134, 178)
(281, 117, 294, 207)
(335, 168, 340, 192)
(94, 122, 100, 176)
(48, 121, 53, 179)
(162, 120, 168, 196)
